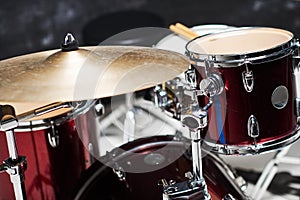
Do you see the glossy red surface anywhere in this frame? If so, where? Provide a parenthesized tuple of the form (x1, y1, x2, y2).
(0, 109, 99, 200)
(74, 136, 247, 200)
(195, 55, 297, 145)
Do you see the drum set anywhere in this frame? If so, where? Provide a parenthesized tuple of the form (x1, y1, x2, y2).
(0, 24, 299, 200)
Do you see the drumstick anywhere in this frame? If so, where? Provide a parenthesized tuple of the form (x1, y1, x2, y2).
(169, 23, 199, 40)
(175, 23, 199, 38)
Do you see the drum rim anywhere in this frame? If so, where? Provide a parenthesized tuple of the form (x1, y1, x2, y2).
(202, 125, 300, 155)
(185, 27, 299, 67)
(15, 100, 96, 131)
(101, 135, 191, 166)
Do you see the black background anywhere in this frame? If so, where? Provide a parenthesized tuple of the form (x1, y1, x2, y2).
(1, 0, 300, 60)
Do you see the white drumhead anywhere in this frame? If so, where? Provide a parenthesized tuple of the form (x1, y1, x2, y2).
(155, 24, 236, 54)
(187, 27, 293, 55)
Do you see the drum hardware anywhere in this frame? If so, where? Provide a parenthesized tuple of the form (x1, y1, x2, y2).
(161, 77, 216, 199)
(241, 59, 254, 93)
(47, 121, 60, 148)
(185, 60, 224, 98)
(0, 105, 27, 200)
(247, 115, 260, 147)
(153, 84, 181, 120)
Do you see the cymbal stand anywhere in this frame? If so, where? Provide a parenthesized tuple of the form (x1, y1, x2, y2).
(160, 66, 213, 199)
(0, 105, 27, 200)
(123, 92, 136, 142)
(160, 83, 213, 199)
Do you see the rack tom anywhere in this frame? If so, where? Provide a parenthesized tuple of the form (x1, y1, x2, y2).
(185, 27, 300, 155)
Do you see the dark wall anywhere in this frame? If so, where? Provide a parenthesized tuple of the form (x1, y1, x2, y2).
(1, 0, 300, 60)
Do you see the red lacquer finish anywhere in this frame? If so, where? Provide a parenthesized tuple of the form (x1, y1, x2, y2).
(195, 55, 297, 146)
(0, 106, 99, 200)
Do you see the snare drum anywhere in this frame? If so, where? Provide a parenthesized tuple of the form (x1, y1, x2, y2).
(185, 27, 300, 155)
(0, 100, 100, 200)
(74, 135, 247, 200)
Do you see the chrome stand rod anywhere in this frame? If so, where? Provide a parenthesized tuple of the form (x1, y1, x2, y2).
(0, 105, 27, 200)
(191, 130, 204, 182)
(6, 130, 18, 160)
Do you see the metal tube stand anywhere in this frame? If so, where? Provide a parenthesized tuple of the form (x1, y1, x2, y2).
(0, 105, 27, 200)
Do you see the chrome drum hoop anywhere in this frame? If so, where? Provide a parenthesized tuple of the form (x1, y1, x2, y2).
(202, 126, 300, 155)
(185, 28, 300, 67)
(15, 100, 96, 132)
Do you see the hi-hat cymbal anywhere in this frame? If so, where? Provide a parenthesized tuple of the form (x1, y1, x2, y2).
(0, 46, 189, 103)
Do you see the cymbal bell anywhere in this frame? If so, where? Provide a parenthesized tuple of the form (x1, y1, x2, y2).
(0, 46, 189, 103)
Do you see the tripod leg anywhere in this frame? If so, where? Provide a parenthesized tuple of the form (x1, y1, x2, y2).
(252, 146, 291, 200)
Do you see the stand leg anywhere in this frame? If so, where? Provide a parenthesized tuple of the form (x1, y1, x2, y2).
(251, 146, 291, 200)
(0, 105, 27, 200)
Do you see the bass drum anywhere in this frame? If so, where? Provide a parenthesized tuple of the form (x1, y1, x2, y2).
(74, 136, 248, 200)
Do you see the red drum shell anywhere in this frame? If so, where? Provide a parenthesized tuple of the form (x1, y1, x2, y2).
(0, 103, 99, 200)
(186, 27, 299, 154)
(195, 56, 296, 144)
(74, 136, 247, 200)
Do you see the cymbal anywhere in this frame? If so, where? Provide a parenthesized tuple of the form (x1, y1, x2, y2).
(0, 46, 189, 103)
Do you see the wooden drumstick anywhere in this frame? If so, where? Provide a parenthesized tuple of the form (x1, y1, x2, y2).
(169, 23, 199, 40)
(175, 23, 199, 38)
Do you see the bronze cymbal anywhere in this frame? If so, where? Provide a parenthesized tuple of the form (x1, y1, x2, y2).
(0, 46, 189, 103)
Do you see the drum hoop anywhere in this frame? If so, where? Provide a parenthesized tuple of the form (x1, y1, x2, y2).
(102, 136, 190, 165)
(202, 125, 300, 155)
(15, 100, 95, 131)
(186, 27, 299, 67)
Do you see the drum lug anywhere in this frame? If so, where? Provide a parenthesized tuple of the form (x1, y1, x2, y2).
(247, 115, 259, 145)
(242, 70, 254, 92)
(241, 60, 254, 93)
(47, 122, 59, 148)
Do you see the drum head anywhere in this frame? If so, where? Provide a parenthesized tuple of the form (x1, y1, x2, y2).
(186, 27, 294, 55)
